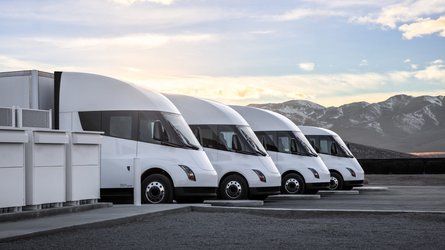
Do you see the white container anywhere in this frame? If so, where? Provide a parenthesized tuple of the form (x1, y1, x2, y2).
(25, 130, 68, 207)
(0, 128, 28, 209)
(66, 131, 102, 203)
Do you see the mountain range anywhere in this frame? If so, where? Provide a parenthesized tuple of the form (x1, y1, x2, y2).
(249, 94, 445, 153)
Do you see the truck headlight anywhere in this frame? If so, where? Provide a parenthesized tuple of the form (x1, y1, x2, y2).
(346, 167, 356, 177)
(179, 165, 196, 181)
(308, 168, 320, 179)
(252, 169, 266, 183)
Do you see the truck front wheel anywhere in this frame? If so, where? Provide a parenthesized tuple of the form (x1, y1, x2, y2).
(141, 174, 173, 204)
(281, 173, 305, 194)
(329, 172, 344, 190)
(219, 174, 248, 200)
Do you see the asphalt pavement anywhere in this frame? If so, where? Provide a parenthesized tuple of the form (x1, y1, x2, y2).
(1, 210, 444, 250)
(1, 175, 445, 249)
(264, 186, 445, 211)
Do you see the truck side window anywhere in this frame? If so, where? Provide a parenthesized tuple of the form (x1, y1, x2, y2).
(138, 111, 162, 143)
(255, 131, 278, 152)
(277, 132, 291, 153)
(79, 111, 102, 131)
(102, 111, 137, 140)
(319, 139, 330, 154)
(190, 125, 219, 149)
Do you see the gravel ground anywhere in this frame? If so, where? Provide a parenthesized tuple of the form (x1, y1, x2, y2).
(1, 211, 445, 250)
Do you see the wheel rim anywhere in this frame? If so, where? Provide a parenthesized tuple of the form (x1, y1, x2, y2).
(329, 176, 339, 190)
(145, 181, 165, 203)
(225, 180, 242, 199)
(284, 178, 300, 194)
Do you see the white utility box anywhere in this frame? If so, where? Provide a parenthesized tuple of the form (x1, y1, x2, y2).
(25, 130, 68, 208)
(0, 128, 28, 211)
(66, 131, 102, 204)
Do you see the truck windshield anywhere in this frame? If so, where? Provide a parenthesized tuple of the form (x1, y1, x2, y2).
(238, 126, 267, 156)
(190, 124, 267, 156)
(333, 135, 354, 158)
(305, 134, 354, 158)
(162, 113, 201, 150)
(292, 131, 318, 156)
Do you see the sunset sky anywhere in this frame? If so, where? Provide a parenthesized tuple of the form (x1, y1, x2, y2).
(1, 0, 444, 106)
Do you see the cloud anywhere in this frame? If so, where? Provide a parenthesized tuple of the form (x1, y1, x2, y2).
(0, 1, 227, 29)
(350, 0, 445, 29)
(0, 55, 57, 72)
(414, 60, 445, 83)
(399, 16, 445, 39)
(111, 0, 175, 6)
(432, 59, 444, 65)
(359, 59, 368, 66)
(404, 58, 411, 63)
(350, 0, 445, 39)
(272, 8, 345, 21)
(27, 33, 218, 50)
(2, 54, 444, 107)
(249, 30, 276, 35)
(298, 62, 315, 71)
(131, 73, 394, 106)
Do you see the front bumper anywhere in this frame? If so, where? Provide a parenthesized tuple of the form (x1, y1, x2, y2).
(306, 182, 330, 190)
(174, 187, 217, 198)
(344, 180, 364, 187)
(249, 186, 281, 196)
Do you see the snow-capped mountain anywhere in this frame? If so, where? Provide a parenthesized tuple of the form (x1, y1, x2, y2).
(249, 95, 445, 153)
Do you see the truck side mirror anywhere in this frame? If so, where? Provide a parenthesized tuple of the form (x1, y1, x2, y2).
(232, 134, 242, 151)
(290, 138, 299, 153)
(331, 142, 338, 155)
(153, 120, 164, 141)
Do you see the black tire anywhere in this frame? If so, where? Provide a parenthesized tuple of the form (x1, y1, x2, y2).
(342, 186, 353, 190)
(219, 174, 248, 200)
(281, 173, 305, 194)
(141, 174, 173, 204)
(329, 172, 344, 190)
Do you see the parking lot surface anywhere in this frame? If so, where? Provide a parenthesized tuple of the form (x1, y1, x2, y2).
(1, 183, 445, 249)
(264, 186, 445, 212)
(1, 210, 444, 250)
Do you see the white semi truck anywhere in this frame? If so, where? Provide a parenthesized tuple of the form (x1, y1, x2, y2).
(231, 106, 331, 194)
(0, 70, 218, 203)
(166, 94, 281, 200)
(299, 126, 365, 190)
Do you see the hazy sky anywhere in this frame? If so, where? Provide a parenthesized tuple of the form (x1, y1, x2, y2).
(1, 0, 444, 106)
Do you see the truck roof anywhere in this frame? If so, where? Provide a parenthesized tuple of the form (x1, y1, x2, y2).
(231, 105, 301, 132)
(165, 94, 248, 126)
(58, 72, 179, 114)
(299, 126, 339, 136)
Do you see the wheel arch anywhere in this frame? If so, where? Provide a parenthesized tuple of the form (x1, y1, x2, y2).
(219, 171, 250, 188)
(329, 169, 343, 180)
(140, 167, 174, 187)
(282, 170, 306, 182)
